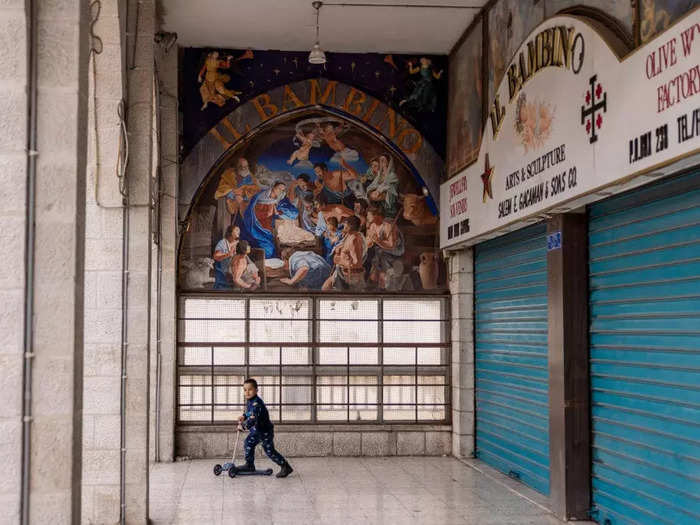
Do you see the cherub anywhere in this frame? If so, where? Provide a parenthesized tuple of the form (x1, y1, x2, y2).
(287, 128, 317, 165)
(198, 50, 246, 110)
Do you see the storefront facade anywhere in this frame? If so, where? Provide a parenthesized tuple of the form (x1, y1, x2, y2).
(442, 9, 700, 523)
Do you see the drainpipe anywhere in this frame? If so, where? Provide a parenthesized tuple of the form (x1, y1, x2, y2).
(21, 0, 38, 522)
(154, 181, 162, 463)
(117, 99, 129, 525)
(153, 58, 164, 463)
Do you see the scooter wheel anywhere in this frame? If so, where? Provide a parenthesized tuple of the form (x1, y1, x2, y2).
(213, 464, 222, 476)
(228, 467, 237, 478)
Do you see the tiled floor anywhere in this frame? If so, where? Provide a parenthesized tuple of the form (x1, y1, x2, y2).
(149, 457, 579, 524)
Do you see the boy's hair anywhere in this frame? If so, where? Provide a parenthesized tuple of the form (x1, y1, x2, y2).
(327, 216, 339, 228)
(236, 239, 249, 255)
(244, 378, 258, 389)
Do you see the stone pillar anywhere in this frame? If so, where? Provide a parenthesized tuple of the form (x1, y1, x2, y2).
(123, 0, 155, 521)
(82, 0, 127, 522)
(547, 213, 590, 520)
(448, 249, 475, 458)
(0, 2, 28, 520)
(152, 43, 179, 463)
(0, 0, 90, 522)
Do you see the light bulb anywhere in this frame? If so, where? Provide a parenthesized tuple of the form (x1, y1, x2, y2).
(308, 42, 326, 64)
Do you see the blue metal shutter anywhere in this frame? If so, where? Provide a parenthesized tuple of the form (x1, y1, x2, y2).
(474, 223, 549, 495)
(589, 171, 700, 525)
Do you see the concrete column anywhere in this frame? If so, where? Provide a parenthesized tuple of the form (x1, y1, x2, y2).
(82, 0, 127, 522)
(0, 2, 28, 521)
(14, 0, 89, 522)
(152, 43, 179, 464)
(547, 213, 590, 521)
(124, 0, 155, 521)
(449, 249, 475, 458)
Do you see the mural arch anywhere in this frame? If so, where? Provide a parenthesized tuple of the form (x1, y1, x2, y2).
(178, 81, 447, 294)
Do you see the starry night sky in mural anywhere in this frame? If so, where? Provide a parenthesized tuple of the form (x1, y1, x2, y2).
(180, 48, 448, 159)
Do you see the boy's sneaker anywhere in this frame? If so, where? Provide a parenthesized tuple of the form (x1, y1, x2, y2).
(276, 462, 293, 478)
(237, 462, 255, 472)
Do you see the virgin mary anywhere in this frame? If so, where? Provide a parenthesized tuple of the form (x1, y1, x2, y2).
(240, 181, 298, 258)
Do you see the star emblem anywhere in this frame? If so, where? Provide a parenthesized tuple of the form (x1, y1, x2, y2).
(481, 153, 494, 203)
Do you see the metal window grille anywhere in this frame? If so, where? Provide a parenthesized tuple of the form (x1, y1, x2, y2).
(177, 295, 451, 424)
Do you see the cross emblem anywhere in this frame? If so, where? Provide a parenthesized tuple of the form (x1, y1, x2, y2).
(481, 153, 494, 203)
(581, 75, 607, 144)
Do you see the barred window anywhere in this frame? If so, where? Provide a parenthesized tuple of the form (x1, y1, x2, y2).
(177, 296, 450, 424)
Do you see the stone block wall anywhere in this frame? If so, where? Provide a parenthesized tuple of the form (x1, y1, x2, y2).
(175, 425, 453, 460)
(0, 1, 27, 521)
(81, 0, 126, 522)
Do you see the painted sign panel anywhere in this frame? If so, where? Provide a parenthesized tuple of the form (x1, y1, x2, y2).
(180, 48, 448, 295)
(641, 0, 700, 43)
(181, 49, 447, 158)
(441, 10, 700, 248)
(447, 19, 484, 176)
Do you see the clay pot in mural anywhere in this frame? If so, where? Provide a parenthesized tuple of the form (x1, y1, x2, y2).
(418, 252, 440, 290)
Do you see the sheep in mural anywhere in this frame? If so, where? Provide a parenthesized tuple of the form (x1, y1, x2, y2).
(180, 257, 215, 289)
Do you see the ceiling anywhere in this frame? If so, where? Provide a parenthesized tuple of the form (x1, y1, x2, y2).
(158, 0, 487, 55)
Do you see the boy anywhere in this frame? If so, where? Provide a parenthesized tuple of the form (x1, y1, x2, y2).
(237, 378, 293, 478)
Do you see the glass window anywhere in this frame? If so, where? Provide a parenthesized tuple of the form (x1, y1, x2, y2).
(177, 296, 449, 424)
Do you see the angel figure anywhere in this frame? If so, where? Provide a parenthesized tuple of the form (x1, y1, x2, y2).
(198, 50, 250, 110)
(316, 122, 347, 153)
(287, 128, 318, 165)
(399, 57, 443, 113)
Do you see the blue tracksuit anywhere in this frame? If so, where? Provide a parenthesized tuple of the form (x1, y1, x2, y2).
(241, 395, 286, 466)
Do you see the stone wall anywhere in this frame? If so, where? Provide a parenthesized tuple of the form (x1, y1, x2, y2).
(176, 425, 452, 459)
(0, 1, 27, 523)
(81, 0, 127, 522)
(151, 38, 179, 465)
(448, 249, 475, 458)
(0, 1, 28, 520)
(0, 0, 90, 522)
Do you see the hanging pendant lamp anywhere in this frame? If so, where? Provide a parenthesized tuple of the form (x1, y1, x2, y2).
(308, 1, 326, 64)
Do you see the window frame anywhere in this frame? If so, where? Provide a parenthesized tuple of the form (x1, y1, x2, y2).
(176, 293, 451, 425)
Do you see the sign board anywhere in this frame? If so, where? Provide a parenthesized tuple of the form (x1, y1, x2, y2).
(441, 10, 700, 249)
(547, 231, 562, 251)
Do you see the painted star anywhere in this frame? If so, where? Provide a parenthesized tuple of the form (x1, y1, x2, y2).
(481, 153, 494, 203)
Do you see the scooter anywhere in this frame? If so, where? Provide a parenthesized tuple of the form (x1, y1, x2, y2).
(213, 429, 273, 478)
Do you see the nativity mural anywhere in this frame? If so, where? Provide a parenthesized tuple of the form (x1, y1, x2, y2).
(179, 110, 445, 293)
(179, 47, 447, 295)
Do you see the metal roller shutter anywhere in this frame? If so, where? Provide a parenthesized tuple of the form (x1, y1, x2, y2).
(474, 223, 549, 495)
(588, 171, 700, 525)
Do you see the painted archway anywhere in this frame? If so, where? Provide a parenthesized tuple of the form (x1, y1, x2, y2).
(178, 81, 447, 294)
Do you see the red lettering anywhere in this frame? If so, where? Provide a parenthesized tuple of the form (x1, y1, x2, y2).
(680, 23, 700, 57)
(646, 52, 656, 80)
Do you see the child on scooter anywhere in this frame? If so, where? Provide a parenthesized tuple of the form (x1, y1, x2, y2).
(238, 378, 293, 478)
